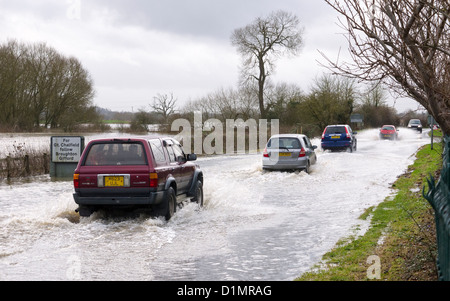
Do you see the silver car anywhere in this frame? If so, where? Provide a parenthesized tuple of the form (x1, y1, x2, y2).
(407, 119, 423, 133)
(262, 134, 318, 173)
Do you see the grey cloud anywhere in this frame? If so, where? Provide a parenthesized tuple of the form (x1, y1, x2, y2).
(87, 0, 327, 39)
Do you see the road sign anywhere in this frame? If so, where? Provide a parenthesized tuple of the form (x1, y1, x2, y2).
(50, 136, 85, 179)
(51, 136, 84, 163)
(351, 114, 363, 123)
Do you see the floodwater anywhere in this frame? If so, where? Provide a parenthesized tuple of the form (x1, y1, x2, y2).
(0, 128, 430, 280)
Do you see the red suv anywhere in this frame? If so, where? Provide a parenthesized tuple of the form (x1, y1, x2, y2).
(73, 137, 203, 220)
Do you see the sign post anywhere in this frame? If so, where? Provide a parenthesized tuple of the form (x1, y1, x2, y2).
(50, 136, 85, 179)
(428, 115, 435, 150)
(350, 114, 364, 129)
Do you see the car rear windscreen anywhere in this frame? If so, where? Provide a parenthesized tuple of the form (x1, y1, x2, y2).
(267, 138, 301, 149)
(325, 126, 346, 134)
(84, 142, 147, 166)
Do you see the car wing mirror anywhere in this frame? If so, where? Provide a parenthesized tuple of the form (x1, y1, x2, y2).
(186, 154, 197, 161)
(312, 145, 318, 150)
(177, 155, 187, 163)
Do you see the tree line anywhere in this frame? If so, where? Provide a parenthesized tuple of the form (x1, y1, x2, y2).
(0, 40, 96, 131)
(173, 74, 407, 138)
(152, 7, 432, 138)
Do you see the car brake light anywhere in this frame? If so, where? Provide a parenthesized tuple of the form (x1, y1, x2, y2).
(299, 148, 306, 157)
(150, 173, 158, 188)
(73, 173, 79, 188)
(263, 147, 269, 157)
(345, 127, 350, 138)
(321, 128, 327, 139)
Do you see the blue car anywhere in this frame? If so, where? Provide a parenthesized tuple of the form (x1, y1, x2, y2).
(321, 125, 357, 152)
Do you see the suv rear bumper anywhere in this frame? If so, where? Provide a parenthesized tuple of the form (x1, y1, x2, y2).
(321, 141, 351, 149)
(73, 190, 165, 206)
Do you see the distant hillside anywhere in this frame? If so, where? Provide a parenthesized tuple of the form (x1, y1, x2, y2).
(96, 107, 135, 122)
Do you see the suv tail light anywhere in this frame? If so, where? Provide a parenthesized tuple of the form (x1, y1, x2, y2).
(150, 173, 158, 187)
(73, 173, 79, 188)
(345, 127, 351, 139)
(299, 148, 306, 157)
(263, 147, 269, 157)
(321, 128, 327, 140)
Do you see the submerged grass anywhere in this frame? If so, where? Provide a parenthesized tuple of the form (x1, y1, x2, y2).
(296, 141, 442, 281)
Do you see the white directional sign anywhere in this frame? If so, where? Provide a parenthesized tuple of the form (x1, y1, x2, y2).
(51, 136, 83, 163)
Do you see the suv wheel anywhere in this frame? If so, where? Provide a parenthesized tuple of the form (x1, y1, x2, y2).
(77, 205, 94, 217)
(191, 180, 204, 207)
(153, 187, 176, 221)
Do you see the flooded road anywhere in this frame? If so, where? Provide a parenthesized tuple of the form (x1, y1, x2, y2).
(0, 129, 430, 280)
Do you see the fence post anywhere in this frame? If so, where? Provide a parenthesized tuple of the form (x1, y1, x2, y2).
(6, 156, 11, 179)
(24, 154, 30, 176)
(43, 153, 49, 174)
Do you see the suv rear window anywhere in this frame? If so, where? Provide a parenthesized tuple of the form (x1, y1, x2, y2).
(325, 126, 346, 134)
(149, 139, 166, 164)
(84, 142, 147, 166)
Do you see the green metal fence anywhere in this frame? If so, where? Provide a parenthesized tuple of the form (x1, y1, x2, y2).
(424, 135, 450, 281)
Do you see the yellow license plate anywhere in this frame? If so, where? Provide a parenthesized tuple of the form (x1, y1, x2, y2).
(279, 153, 291, 157)
(331, 136, 340, 139)
(105, 176, 124, 187)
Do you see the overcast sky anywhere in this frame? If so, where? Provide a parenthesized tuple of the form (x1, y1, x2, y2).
(0, 0, 420, 113)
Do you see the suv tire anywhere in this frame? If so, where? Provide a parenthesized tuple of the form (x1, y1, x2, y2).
(153, 187, 176, 221)
(77, 205, 94, 217)
(190, 180, 204, 207)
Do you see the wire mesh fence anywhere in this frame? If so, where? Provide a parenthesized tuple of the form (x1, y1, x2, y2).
(424, 136, 450, 281)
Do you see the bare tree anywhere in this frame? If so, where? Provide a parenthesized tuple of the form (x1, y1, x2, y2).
(182, 86, 259, 121)
(361, 82, 388, 108)
(323, 0, 450, 134)
(231, 10, 304, 119)
(151, 92, 177, 124)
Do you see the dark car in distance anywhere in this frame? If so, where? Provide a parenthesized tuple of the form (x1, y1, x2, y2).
(73, 137, 203, 220)
(321, 125, 357, 152)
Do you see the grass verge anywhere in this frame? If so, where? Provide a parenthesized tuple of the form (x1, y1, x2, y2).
(296, 142, 442, 281)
